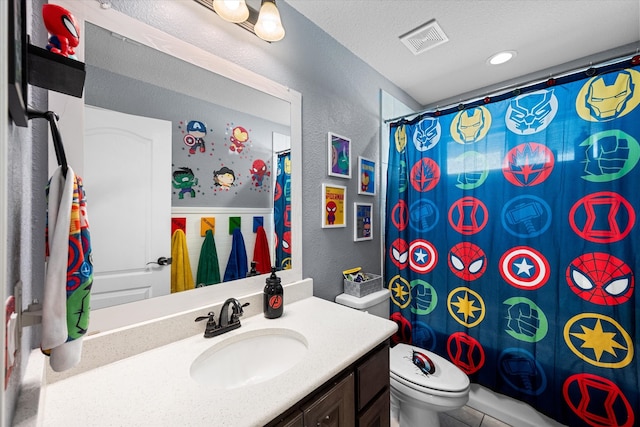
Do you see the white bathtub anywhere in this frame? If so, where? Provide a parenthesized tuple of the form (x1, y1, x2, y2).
(467, 384, 567, 427)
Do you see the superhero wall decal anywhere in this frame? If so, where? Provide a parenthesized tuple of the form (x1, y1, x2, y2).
(173, 117, 276, 207)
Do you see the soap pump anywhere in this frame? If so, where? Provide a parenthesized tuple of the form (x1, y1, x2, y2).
(247, 261, 258, 277)
(263, 267, 283, 319)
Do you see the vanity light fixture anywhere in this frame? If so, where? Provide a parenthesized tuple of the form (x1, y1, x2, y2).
(212, 0, 250, 23)
(488, 50, 517, 65)
(254, 0, 285, 42)
(207, 0, 285, 42)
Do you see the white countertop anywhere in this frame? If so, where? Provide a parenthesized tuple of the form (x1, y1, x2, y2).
(40, 297, 397, 426)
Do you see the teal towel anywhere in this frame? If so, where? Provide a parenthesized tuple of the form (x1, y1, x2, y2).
(196, 229, 221, 286)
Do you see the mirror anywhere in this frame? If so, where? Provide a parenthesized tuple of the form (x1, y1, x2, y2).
(49, 0, 302, 332)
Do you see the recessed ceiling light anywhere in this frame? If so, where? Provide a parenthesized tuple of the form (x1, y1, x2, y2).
(488, 50, 516, 65)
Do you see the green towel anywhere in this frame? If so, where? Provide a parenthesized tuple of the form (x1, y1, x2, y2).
(196, 229, 221, 286)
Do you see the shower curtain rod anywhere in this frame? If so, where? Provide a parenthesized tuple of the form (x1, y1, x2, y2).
(384, 49, 640, 124)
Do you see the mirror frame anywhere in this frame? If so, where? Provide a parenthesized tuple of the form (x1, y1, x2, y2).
(48, 0, 302, 333)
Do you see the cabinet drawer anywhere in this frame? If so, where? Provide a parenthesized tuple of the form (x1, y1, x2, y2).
(356, 343, 390, 410)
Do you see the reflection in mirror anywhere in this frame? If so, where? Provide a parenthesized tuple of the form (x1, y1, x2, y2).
(83, 22, 291, 309)
(48, 0, 301, 330)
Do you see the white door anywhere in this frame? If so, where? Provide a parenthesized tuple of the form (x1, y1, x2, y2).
(84, 106, 171, 309)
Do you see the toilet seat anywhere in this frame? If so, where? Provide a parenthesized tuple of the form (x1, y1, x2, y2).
(390, 343, 470, 397)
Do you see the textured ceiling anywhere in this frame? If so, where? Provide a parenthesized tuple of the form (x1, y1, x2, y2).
(286, 0, 640, 107)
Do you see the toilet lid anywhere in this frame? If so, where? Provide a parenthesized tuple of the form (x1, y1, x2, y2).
(390, 343, 469, 393)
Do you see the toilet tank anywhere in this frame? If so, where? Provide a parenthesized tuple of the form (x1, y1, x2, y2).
(335, 289, 390, 318)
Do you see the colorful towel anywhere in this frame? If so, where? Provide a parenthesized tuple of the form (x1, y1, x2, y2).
(171, 229, 194, 293)
(252, 226, 272, 274)
(223, 227, 248, 281)
(43, 166, 93, 372)
(196, 229, 221, 286)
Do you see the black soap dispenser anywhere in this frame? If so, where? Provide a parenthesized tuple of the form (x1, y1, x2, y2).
(263, 267, 283, 319)
(247, 261, 258, 277)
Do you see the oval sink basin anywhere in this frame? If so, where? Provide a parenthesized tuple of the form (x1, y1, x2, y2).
(190, 328, 308, 389)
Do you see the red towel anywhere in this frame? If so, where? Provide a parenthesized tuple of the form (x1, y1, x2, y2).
(253, 226, 272, 274)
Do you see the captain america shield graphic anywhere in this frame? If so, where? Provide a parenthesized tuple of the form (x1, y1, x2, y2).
(409, 239, 438, 274)
(500, 246, 550, 290)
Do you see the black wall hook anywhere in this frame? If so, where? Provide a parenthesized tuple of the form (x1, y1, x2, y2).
(27, 108, 68, 178)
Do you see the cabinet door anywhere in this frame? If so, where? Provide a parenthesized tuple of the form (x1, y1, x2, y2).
(303, 373, 355, 427)
(358, 388, 390, 427)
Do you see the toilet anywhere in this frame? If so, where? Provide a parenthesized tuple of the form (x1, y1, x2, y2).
(335, 289, 470, 427)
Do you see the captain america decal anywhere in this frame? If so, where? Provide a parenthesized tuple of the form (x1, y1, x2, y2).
(500, 246, 550, 290)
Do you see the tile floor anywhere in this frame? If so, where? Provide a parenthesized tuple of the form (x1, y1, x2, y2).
(440, 405, 512, 427)
(390, 405, 513, 427)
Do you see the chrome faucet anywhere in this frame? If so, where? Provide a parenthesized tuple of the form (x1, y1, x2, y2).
(195, 298, 250, 338)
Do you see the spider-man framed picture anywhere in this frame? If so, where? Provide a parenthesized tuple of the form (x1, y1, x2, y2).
(327, 132, 351, 179)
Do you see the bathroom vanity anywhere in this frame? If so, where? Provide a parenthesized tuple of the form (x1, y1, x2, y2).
(34, 292, 397, 426)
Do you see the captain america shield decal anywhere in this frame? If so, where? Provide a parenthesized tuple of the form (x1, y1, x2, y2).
(409, 239, 438, 274)
(500, 246, 550, 290)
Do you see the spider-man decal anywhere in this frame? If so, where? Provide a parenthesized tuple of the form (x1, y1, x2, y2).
(448, 242, 487, 281)
(566, 253, 634, 306)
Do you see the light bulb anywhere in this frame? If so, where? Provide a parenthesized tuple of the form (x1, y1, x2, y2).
(213, 0, 250, 23)
(254, 0, 285, 42)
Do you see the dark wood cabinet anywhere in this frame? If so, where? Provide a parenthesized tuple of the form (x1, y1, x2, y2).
(268, 341, 390, 427)
(303, 373, 355, 427)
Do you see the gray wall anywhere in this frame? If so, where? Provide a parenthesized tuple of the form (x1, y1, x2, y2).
(4, 1, 48, 424)
(3, 0, 419, 423)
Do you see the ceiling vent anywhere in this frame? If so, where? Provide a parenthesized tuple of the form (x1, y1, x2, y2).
(399, 20, 448, 55)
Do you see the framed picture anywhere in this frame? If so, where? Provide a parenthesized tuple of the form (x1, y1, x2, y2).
(327, 132, 351, 178)
(8, 0, 28, 127)
(357, 156, 376, 196)
(321, 183, 346, 228)
(353, 202, 373, 241)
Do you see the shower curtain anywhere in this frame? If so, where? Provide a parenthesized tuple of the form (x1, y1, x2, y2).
(274, 152, 292, 270)
(385, 60, 639, 427)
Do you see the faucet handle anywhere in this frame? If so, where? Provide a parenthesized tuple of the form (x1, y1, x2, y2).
(195, 311, 219, 338)
(231, 302, 250, 323)
(195, 311, 216, 323)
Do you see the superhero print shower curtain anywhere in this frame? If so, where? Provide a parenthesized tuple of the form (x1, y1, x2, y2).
(274, 152, 292, 270)
(385, 62, 639, 427)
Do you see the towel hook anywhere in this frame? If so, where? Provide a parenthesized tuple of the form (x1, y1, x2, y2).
(27, 108, 68, 177)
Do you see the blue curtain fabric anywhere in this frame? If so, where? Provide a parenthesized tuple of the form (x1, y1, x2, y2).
(274, 152, 292, 270)
(385, 63, 639, 427)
